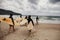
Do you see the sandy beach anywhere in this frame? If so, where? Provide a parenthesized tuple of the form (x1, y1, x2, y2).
(0, 22, 60, 40)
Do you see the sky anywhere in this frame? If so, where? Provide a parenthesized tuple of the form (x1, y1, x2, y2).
(0, 0, 60, 16)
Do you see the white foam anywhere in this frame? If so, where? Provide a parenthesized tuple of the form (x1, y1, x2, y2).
(39, 20, 60, 24)
(33, 18, 60, 24)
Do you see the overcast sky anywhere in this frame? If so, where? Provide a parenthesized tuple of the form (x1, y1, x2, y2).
(0, 0, 60, 16)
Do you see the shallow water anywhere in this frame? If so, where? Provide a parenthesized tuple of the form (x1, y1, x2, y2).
(31, 16, 60, 24)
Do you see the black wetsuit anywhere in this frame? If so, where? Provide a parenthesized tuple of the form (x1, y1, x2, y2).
(9, 16, 14, 25)
(27, 18, 34, 26)
(36, 17, 39, 21)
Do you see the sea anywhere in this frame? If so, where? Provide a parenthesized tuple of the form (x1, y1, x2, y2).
(0, 15, 60, 24)
(31, 16, 60, 24)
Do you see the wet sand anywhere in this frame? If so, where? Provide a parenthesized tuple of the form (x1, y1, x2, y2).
(0, 22, 60, 40)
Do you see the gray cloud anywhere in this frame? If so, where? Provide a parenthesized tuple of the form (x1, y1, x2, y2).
(49, 7, 60, 11)
(0, 0, 60, 16)
(49, 0, 60, 3)
(19, 7, 24, 10)
(15, 0, 22, 5)
(28, 0, 39, 5)
(31, 5, 37, 10)
(0, 0, 3, 4)
(0, 0, 3, 8)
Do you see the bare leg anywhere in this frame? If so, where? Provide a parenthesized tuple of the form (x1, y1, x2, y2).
(9, 25, 15, 32)
(36, 20, 38, 25)
(28, 30, 32, 33)
(9, 26, 12, 32)
(12, 25, 15, 31)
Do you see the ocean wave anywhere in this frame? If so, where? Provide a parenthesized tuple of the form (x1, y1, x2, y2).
(32, 17, 60, 24)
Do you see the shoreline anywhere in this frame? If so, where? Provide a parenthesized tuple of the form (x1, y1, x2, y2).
(33, 20, 60, 24)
